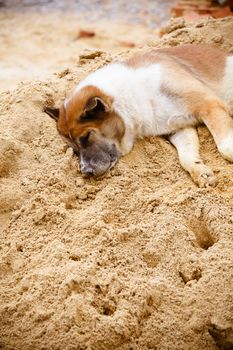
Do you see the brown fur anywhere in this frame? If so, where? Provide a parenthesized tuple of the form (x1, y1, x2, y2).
(57, 85, 125, 145)
(126, 44, 226, 82)
(195, 98, 233, 141)
(129, 45, 231, 146)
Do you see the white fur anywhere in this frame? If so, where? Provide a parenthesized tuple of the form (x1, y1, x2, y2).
(218, 130, 233, 161)
(169, 128, 216, 187)
(219, 56, 233, 110)
(70, 63, 196, 154)
(70, 63, 195, 153)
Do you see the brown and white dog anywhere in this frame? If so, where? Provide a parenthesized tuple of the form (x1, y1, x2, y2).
(45, 44, 233, 187)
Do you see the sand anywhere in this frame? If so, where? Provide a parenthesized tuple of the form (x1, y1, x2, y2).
(0, 11, 160, 93)
(0, 15, 233, 350)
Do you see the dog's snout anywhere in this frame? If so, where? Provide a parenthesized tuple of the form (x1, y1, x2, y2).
(80, 164, 94, 176)
(79, 139, 121, 178)
(84, 170, 94, 176)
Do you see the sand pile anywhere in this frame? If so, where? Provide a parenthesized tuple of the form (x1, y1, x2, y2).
(0, 16, 233, 350)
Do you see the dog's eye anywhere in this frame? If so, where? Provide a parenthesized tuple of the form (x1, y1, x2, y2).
(80, 110, 102, 122)
(80, 113, 95, 122)
(79, 132, 91, 147)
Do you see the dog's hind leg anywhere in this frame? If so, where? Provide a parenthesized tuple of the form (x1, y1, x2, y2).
(197, 99, 233, 162)
(169, 127, 216, 187)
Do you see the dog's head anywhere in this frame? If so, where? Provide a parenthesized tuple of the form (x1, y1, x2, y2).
(44, 85, 125, 177)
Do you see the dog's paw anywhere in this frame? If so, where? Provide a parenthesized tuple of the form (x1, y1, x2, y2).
(191, 164, 217, 188)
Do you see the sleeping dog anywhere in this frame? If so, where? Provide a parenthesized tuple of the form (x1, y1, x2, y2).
(45, 44, 233, 187)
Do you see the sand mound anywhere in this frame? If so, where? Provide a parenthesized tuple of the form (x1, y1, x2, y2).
(0, 17, 233, 350)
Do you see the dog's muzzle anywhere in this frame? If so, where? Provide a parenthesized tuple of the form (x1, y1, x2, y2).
(79, 142, 120, 177)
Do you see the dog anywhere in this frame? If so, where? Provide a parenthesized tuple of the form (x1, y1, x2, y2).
(44, 44, 233, 187)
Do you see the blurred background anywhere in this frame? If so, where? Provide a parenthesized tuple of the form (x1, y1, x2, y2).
(0, 0, 176, 27)
(0, 0, 232, 93)
(0, 0, 177, 93)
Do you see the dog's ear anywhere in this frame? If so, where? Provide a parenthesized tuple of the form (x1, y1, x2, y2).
(86, 97, 111, 113)
(44, 106, 60, 121)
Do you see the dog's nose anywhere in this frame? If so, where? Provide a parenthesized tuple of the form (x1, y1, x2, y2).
(84, 170, 94, 176)
(80, 165, 94, 176)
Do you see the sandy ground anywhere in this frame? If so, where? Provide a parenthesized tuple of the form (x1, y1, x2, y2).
(0, 11, 161, 93)
(0, 11, 233, 350)
(0, 0, 175, 93)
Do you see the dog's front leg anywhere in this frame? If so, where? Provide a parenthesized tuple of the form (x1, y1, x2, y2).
(169, 127, 216, 187)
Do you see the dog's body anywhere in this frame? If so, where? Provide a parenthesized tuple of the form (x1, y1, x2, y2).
(45, 45, 233, 187)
